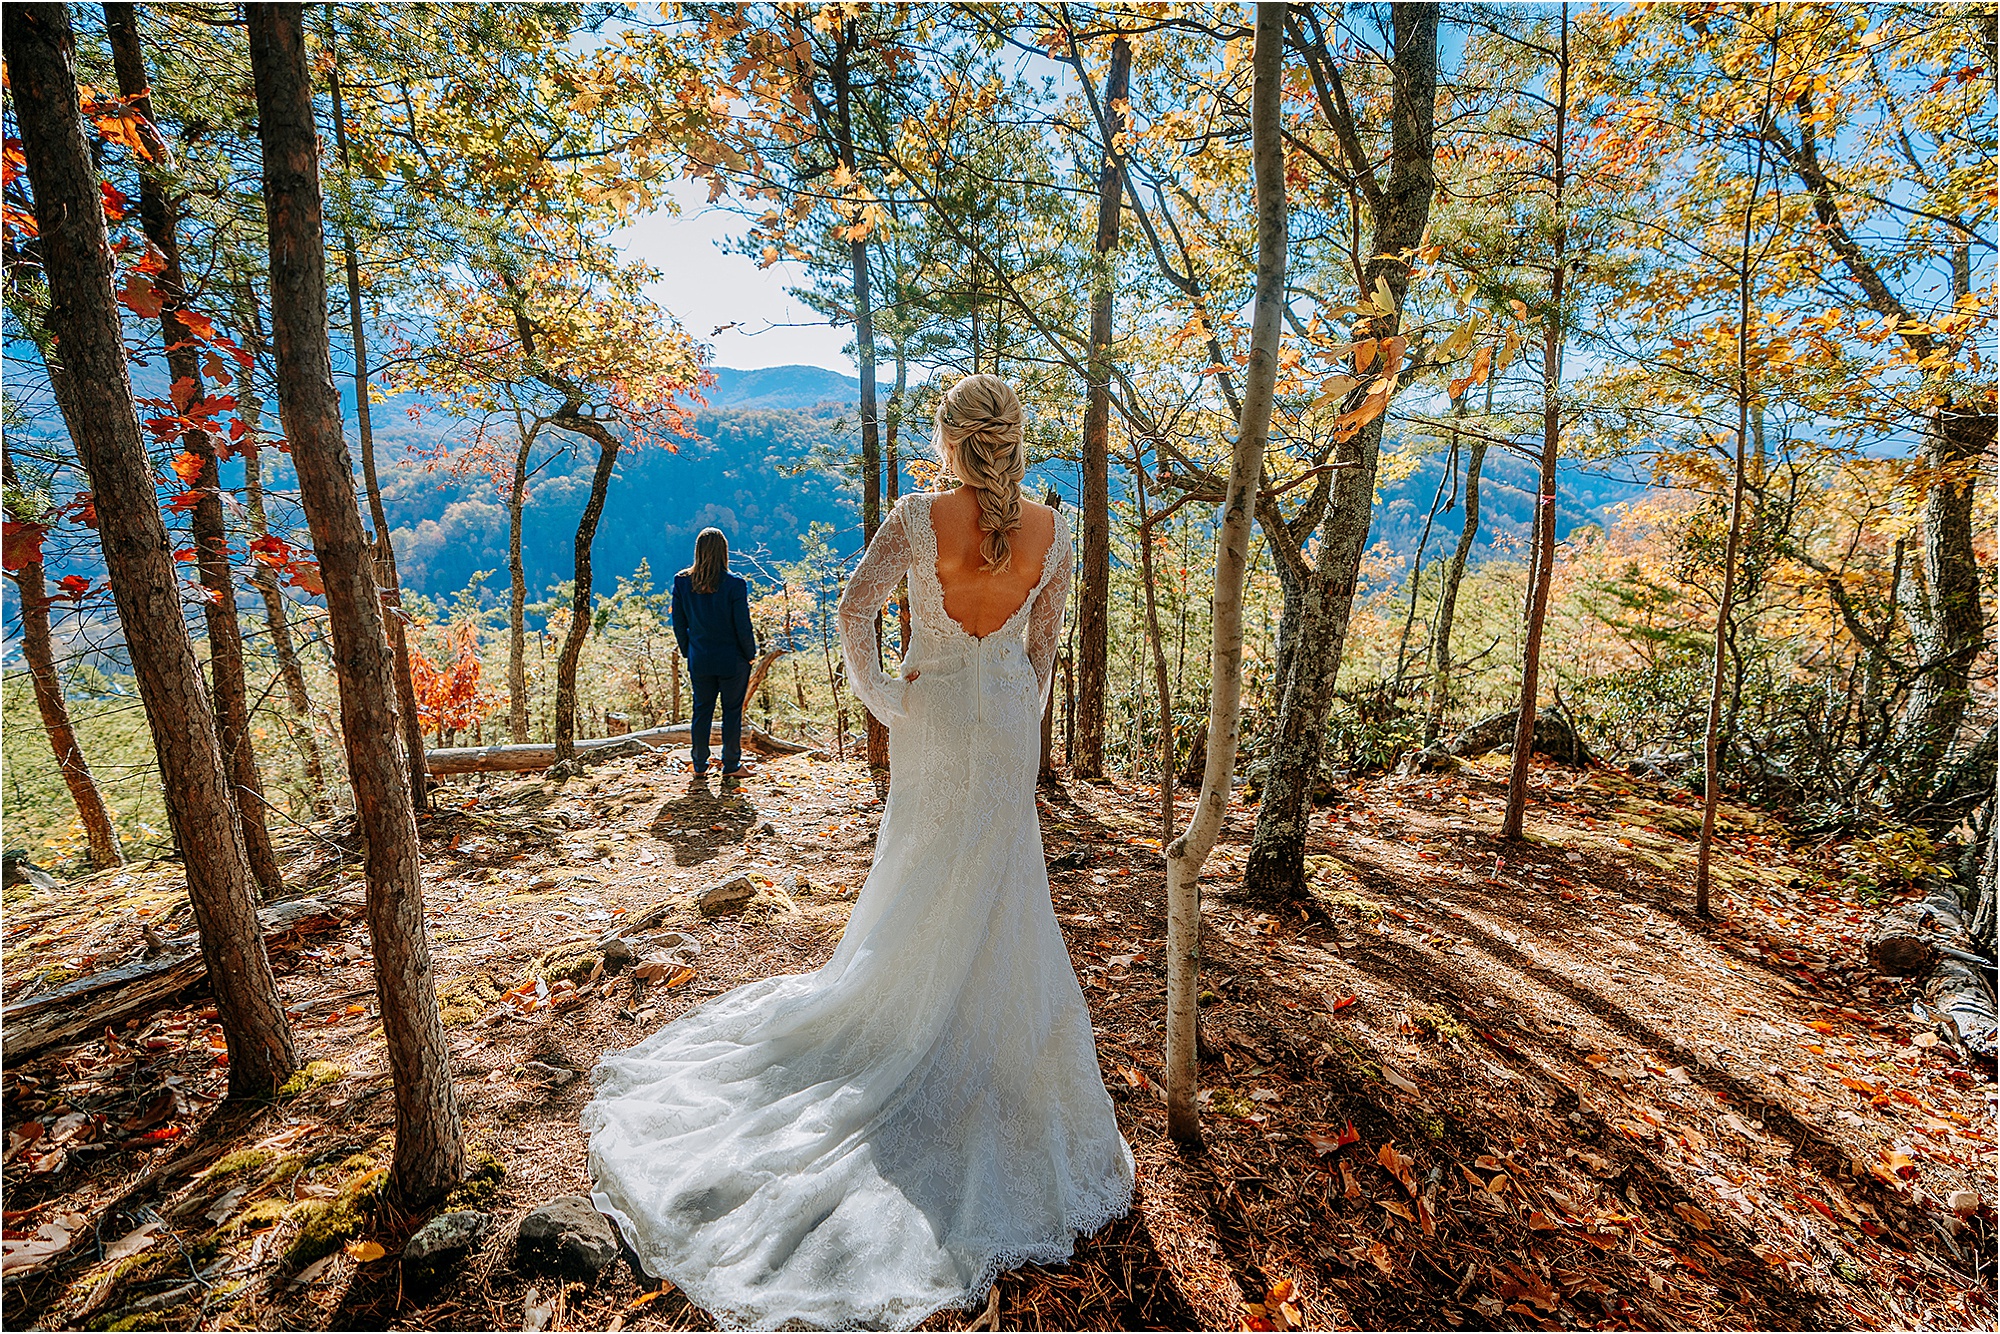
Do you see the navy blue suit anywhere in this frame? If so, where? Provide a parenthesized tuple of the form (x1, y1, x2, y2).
(673, 572, 758, 773)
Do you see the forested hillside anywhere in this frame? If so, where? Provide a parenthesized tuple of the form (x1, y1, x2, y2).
(1, 4, 1991, 1331)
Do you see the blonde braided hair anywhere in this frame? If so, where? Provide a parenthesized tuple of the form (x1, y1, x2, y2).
(935, 374, 1027, 572)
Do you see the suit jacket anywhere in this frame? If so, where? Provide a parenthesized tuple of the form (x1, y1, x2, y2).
(672, 571, 758, 677)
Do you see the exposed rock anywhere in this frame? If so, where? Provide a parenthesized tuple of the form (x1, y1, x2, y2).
(1446, 706, 1593, 767)
(403, 1211, 490, 1292)
(515, 1196, 618, 1279)
(2, 850, 58, 891)
(695, 872, 794, 917)
(524, 1060, 579, 1088)
(1397, 747, 1461, 776)
(600, 937, 634, 969)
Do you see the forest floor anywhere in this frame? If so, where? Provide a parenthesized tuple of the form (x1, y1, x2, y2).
(2, 749, 1994, 1332)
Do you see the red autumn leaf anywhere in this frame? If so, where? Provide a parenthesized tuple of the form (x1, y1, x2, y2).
(99, 180, 129, 221)
(201, 334, 254, 369)
(249, 534, 288, 565)
(93, 113, 149, 156)
(173, 547, 197, 563)
(2, 520, 50, 572)
(57, 575, 91, 601)
(72, 495, 98, 529)
(169, 376, 199, 412)
(286, 561, 325, 597)
(168, 451, 204, 484)
(176, 308, 217, 343)
(120, 272, 164, 319)
(1329, 994, 1359, 1012)
(167, 490, 202, 514)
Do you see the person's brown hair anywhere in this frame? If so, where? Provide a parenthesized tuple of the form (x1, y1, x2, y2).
(685, 527, 729, 595)
(935, 374, 1026, 572)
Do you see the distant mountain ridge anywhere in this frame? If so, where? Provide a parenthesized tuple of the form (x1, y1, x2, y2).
(700, 364, 860, 411)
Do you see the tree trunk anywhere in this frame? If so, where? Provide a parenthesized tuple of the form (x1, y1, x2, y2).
(327, 52, 430, 811)
(248, 1, 463, 1202)
(553, 423, 620, 765)
(508, 422, 535, 743)
(10, 2, 297, 1097)
(1696, 100, 1768, 917)
(834, 25, 889, 775)
(237, 277, 335, 818)
(1165, 3, 1288, 1145)
(1133, 449, 1174, 841)
(1074, 34, 1131, 782)
(106, 2, 283, 894)
(1244, 3, 1439, 898)
(1039, 488, 1062, 783)
(427, 720, 810, 775)
(1423, 434, 1487, 747)
(3, 449, 122, 869)
(1895, 404, 1994, 803)
(889, 342, 912, 655)
(5, 560, 122, 868)
(1501, 6, 1569, 843)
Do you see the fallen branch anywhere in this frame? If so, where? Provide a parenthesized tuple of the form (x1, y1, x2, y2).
(0, 896, 350, 1061)
(425, 721, 811, 776)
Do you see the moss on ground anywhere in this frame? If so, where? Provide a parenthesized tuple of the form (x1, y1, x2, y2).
(201, 1148, 272, 1182)
(277, 1060, 346, 1099)
(445, 1150, 508, 1210)
(533, 941, 600, 986)
(438, 973, 504, 1025)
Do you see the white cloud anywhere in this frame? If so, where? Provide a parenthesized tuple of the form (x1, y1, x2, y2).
(612, 180, 856, 375)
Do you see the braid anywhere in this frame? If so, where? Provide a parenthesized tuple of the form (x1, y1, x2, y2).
(935, 374, 1027, 572)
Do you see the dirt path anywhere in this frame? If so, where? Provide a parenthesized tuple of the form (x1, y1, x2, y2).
(3, 752, 1991, 1330)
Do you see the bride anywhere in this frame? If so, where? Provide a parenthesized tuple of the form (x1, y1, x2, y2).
(584, 374, 1136, 1330)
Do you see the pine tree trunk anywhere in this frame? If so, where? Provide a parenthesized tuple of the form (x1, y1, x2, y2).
(1165, 1, 1288, 1144)
(834, 25, 889, 775)
(1424, 435, 1487, 747)
(11, 2, 297, 1097)
(237, 278, 335, 817)
(6, 562, 122, 867)
(248, 2, 463, 1200)
(327, 53, 429, 811)
(106, 2, 282, 894)
(553, 424, 620, 765)
(4, 445, 122, 869)
(508, 422, 534, 743)
(1245, 4, 1439, 899)
(1074, 34, 1131, 782)
(1501, 8, 1570, 843)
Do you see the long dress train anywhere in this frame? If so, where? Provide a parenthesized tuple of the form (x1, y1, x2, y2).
(583, 492, 1134, 1330)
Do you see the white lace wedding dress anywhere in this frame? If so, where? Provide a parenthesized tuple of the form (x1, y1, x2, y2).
(584, 492, 1135, 1330)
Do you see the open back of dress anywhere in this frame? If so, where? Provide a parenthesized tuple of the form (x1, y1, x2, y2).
(584, 492, 1134, 1331)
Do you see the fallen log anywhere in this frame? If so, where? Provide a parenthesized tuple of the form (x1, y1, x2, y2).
(1867, 878, 1998, 1062)
(0, 895, 349, 1062)
(425, 721, 811, 776)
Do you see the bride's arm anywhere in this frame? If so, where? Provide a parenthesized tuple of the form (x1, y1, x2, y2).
(837, 500, 913, 723)
(1026, 510, 1073, 712)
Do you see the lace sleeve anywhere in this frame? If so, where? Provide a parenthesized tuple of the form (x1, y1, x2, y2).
(1026, 510, 1072, 711)
(837, 501, 912, 724)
